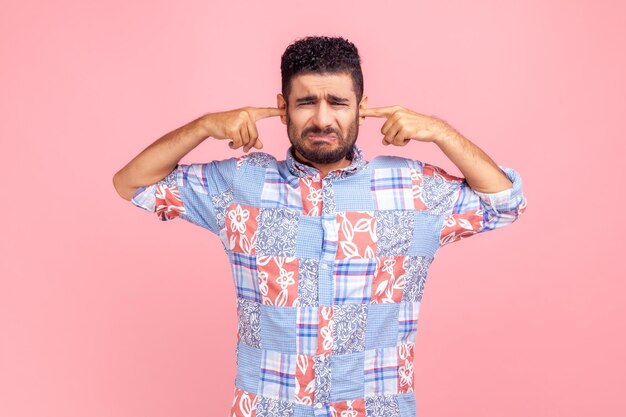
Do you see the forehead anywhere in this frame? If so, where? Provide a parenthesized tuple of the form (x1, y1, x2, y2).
(289, 72, 356, 100)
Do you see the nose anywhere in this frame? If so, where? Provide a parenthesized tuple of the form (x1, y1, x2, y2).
(312, 101, 333, 128)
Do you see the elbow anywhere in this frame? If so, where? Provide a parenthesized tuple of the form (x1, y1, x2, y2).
(112, 171, 135, 201)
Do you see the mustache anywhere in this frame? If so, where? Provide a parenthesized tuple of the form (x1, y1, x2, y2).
(301, 126, 343, 139)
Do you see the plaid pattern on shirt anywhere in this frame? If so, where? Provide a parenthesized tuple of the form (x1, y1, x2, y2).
(333, 259, 377, 304)
(296, 307, 319, 356)
(130, 144, 527, 417)
(259, 350, 296, 400)
(364, 346, 399, 396)
(231, 252, 261, 303)
(398, 301, 420, 344)
(261, 168, 302, 210)
(371, 167, 414, 210)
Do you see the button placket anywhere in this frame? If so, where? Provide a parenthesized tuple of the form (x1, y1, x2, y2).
(318, 177, 338, 305)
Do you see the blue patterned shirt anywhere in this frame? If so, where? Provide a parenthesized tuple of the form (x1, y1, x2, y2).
(131, 144, 526, 417)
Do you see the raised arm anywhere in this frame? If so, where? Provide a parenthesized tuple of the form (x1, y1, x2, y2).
(361, 105, 512, 193)
(112, 107, 284, 200)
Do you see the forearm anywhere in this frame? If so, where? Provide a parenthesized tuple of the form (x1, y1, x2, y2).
(433, 126, 513, 193)
(113, 106, 284, 201)
(113, 114, 211, 201)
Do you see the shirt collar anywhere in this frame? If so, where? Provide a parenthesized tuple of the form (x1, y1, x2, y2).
(285, 144, 367, 179)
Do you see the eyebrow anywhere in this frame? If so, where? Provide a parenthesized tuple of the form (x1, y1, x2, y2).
(295, 94, 350, 104)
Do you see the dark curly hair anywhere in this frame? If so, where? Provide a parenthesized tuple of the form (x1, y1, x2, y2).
(281, 36, 363, 103)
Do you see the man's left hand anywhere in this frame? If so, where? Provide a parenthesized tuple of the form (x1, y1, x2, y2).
(361, 106, 455, 146)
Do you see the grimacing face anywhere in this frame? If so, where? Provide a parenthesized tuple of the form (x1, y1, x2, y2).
(278, 72, 367, 167)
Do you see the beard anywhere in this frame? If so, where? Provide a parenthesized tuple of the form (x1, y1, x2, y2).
(287, 113, 359, 165)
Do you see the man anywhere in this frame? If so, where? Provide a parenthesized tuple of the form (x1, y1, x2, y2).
(113, 36, 526, 417)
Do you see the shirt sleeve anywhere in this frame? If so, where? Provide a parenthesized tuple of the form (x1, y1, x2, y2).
(130, 158, 237, 235)
(417, 163, 527, 246)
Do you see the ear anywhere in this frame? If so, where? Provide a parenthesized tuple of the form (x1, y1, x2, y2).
(358, 95, 368, 125)
(277, 94, 287, 125)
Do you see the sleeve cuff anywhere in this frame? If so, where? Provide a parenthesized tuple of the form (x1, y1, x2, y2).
(129, 165, 183, 213)
(473, 166, 525, 211)
(130, 184, 157, 212)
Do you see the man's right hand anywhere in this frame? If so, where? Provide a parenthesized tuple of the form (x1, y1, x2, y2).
(202, 107, 285, 153)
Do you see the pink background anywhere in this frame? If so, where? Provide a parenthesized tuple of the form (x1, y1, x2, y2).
(2, 0, 625, 416)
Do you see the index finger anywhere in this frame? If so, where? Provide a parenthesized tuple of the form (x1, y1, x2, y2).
(250, 107, 285, 121)
(360, 106, 397, 118)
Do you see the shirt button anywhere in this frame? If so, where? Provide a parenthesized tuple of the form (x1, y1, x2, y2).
(320, 264, 327, 270)
(315, 403, 323, 408)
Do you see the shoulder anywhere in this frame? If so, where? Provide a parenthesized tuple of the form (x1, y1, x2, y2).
(368, 155, 463, 182)
(421, 162, 464, 182)
(235, 152, 278, 170)
(369, 155, 423, 171)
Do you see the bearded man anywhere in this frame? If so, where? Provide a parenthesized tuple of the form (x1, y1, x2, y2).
(113, 36, 526, 417)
